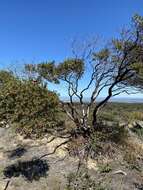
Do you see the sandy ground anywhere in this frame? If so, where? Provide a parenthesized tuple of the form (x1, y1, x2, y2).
(0, 127, 143, 190)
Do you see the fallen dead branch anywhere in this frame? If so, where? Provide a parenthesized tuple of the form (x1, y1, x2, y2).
(113, 170, 127, 176)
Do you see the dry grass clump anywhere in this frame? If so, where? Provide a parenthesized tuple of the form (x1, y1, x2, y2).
(123, 138, 143, 166)
(125, 111, 143, 123)
(65, 168, 109, 190)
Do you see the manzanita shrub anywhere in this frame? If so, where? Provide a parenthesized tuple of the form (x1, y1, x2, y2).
(0, 70, 64, 138)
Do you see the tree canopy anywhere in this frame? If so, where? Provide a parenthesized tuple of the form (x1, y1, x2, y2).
(25, 14, 143, 135)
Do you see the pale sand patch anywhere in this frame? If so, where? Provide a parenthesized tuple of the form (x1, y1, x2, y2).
(16, 135, 112, 171)
(0, 152, 4, 160)
(87, 158, 98, 170)
(0, 180, 7, 190)
(17, 134, 40, 147)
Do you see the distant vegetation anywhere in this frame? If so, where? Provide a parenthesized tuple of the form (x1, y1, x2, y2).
(98, 102, 143, 123)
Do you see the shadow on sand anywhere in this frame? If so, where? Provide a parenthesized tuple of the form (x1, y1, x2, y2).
(3, 158, 49, 182)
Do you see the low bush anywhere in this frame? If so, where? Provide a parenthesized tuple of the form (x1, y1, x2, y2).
(131, 128, 143, 140)
(0, 70, 64, 138)
(98, 163, 112, 173)
(123, 141, 143, 168)
(94, 122, 128, 145)
(67, 122, 128, 160)
(123, 148, 138, 165)
(65, 169, 108, 190)
(109, 125, 128, 144)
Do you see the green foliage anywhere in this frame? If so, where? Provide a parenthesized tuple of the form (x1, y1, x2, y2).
(36, 62, 59, 83)
(133, 14, 143, 32)
(0, 70, 16, 84)
(131, 128, 143, 140)
(25, 58, 84, 85)
(124, 14, 143, 88)
(112, 39, 124, 51)
(99, 163, 112, 173)
(57, 58, 84, 79)
(25, 62, 59, 84)
(129, 164, 142, 172)
(93, 48, 110, 61)
(0, 70, 63, 138)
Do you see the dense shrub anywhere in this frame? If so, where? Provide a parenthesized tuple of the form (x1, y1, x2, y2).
(131, 127, 143, 140)
(0, 70, 63, 138)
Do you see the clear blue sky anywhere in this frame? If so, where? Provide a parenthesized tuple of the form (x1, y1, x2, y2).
(0, 0, 143, 98)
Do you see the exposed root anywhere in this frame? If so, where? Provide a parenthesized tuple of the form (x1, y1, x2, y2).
(39, 139, 70, 159)
(46, 137, 56, 143)
(3, 180, 10, 190)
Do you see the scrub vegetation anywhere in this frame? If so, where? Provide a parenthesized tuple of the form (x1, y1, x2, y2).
(0, 14, 143, 190)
